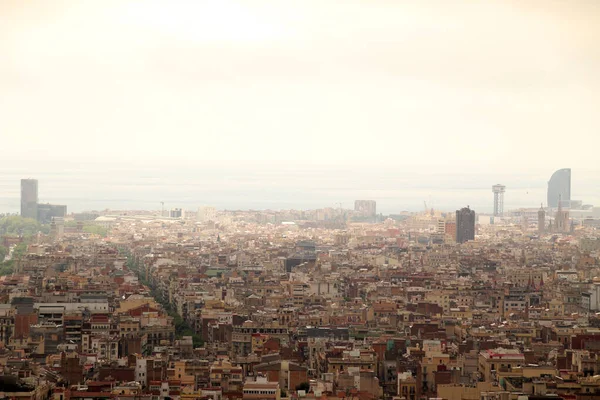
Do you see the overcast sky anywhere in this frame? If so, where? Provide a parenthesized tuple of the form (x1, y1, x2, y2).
(1, 0, 599, 170)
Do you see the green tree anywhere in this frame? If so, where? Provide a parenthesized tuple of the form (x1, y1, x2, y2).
(191, 333, 203, 348)
(123, 253, 204, 347)
(0, 216, 47, 236)
(13, 243, 28, 258)
(0, 260, 14, 276)
(0, 246, 7, 261)
(83, 225, 108, 237)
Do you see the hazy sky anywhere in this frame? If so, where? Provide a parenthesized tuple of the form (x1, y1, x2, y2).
(2, 0, 599, 169)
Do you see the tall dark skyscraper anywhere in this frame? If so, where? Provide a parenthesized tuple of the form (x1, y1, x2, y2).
(456, 206, 475, 244)
(20, 179, 38, 220)
(547, 168, 571, 208)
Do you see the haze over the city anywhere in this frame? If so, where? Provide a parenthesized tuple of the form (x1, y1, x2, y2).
(1, 160, 599, 215)
(3, 2, 600, 398)
(1, 0, 599, 212)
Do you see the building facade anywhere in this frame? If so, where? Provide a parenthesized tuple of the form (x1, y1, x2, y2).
(354, 200, 377, 217)
(37, 204, 67, 224)
(538, 206, 545, 233)
(547, 168, 571, 208)
(456, 207, 475, 244)
(20, 179, 38, 220)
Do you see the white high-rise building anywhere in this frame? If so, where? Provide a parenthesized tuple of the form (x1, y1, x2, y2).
(354, 200, 376, 217)
(197, 206, 217, 222)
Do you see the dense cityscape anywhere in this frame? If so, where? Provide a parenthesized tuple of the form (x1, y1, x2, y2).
(2, 1, 599, 400)
(0, 167, 598, 400)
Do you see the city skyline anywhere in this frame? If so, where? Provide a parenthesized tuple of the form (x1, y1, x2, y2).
(2, 165, 597, 216)
(1, 1, 598, 214)
(1, 2, 600, 398)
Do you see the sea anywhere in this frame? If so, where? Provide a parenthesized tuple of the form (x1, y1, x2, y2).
(1, 159, 598, 215)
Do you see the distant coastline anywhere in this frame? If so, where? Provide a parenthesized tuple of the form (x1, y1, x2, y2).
(1, 161, 598, 215)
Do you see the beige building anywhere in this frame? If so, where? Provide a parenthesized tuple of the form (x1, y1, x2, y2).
(327, 349, 378, 375)
(478, 348, 524, 382)
(437, 382, 503, 400)
(243, 376, 280, 400)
